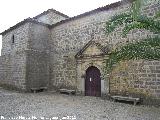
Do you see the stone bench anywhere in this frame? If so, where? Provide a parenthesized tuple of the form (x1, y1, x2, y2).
(111, 95, 140, 105)
(59, 89, 76, 95)
(31, 87, 47, 93)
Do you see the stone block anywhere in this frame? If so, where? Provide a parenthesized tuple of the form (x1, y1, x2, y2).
(148, 74, 156, 77)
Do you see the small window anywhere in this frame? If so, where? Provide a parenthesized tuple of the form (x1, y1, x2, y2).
(12, 35, 15, 44)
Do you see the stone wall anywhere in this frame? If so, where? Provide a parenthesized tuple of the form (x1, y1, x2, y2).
(0, 23, 29, 90)
(1, 23, 30, 56)
(26, 23, 50, 91)
(0, 52, 27, 91)
(0, 55, 12, 86)
(50, 1, 132, 90)
(50, 0, 160, 101)
(26, 50, 49, 91)
(0, 0, 159, 102)
(107, 1, 160, 103)
(28, 23, 50, 51)
(110, 60, 160, 104)
(35, 10, 67, 25)
(0, 22, 50, 91)
(10, 51, 27, 90)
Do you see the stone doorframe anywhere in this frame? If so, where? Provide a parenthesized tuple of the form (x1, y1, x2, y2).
(75, 41, 110, 96)
(76, 57, 109, 96)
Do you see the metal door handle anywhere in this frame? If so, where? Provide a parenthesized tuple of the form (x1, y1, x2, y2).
(90, 78, 92, 82)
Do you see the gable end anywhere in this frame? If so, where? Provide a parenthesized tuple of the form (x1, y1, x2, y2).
(75, 41, 109, 58)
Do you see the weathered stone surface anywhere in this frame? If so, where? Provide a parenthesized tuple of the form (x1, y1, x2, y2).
(110, 60, 160, 99)
(0, 22, 50, 91)
(26, 50, 49, 91)
(0, 0, 159, 103)
(34, 9, 68, 25)
(0, 51, 26, 91)
(1, 23, 30, 55)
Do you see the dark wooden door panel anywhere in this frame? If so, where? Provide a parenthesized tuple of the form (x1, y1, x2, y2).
(85, 66, 101, 97)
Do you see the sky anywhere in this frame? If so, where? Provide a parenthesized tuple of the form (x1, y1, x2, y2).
(0, 0, 120, 55)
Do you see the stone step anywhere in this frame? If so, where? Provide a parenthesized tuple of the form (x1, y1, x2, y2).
(111, 95, 140, 105)
(47, 90, 57, 93)
(59, 89, 76, 95)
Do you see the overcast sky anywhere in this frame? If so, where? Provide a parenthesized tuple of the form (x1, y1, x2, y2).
(0, 0, 119, 55)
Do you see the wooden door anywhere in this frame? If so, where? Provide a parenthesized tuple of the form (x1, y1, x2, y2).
(85, 66, 101, 97)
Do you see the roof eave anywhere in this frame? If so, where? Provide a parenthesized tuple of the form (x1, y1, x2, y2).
(33, 9, 69, 19)
(0, 18, 50, 36)
(50, 0, 135, 29)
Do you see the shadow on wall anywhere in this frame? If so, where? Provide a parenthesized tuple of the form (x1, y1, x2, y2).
(0, 83, 24, 92)
(0, 35, 2, 56)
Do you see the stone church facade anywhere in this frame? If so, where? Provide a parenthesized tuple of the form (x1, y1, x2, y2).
(0, 0, 160, 104)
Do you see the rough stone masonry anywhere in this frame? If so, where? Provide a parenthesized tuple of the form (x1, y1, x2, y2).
(0, 0, 160, 105)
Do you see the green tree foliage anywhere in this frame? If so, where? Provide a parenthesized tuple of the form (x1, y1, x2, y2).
(155, 11, 160, 19)
(131, 0, 145, 21)
(105, 0, 160, 72)
(106, 37, 160, 72)
(106, 0, 160, 36)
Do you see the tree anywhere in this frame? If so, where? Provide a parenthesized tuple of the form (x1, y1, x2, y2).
(105, 0, 160, 72)
(106, 0, 160, 37)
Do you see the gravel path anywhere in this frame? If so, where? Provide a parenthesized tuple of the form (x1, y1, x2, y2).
(0, 89, 160, 120)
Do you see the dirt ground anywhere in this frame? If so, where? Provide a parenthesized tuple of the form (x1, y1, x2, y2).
(0, 88, 160, 120)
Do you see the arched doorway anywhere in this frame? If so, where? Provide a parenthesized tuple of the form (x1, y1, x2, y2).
(85, 66, 101, 97)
